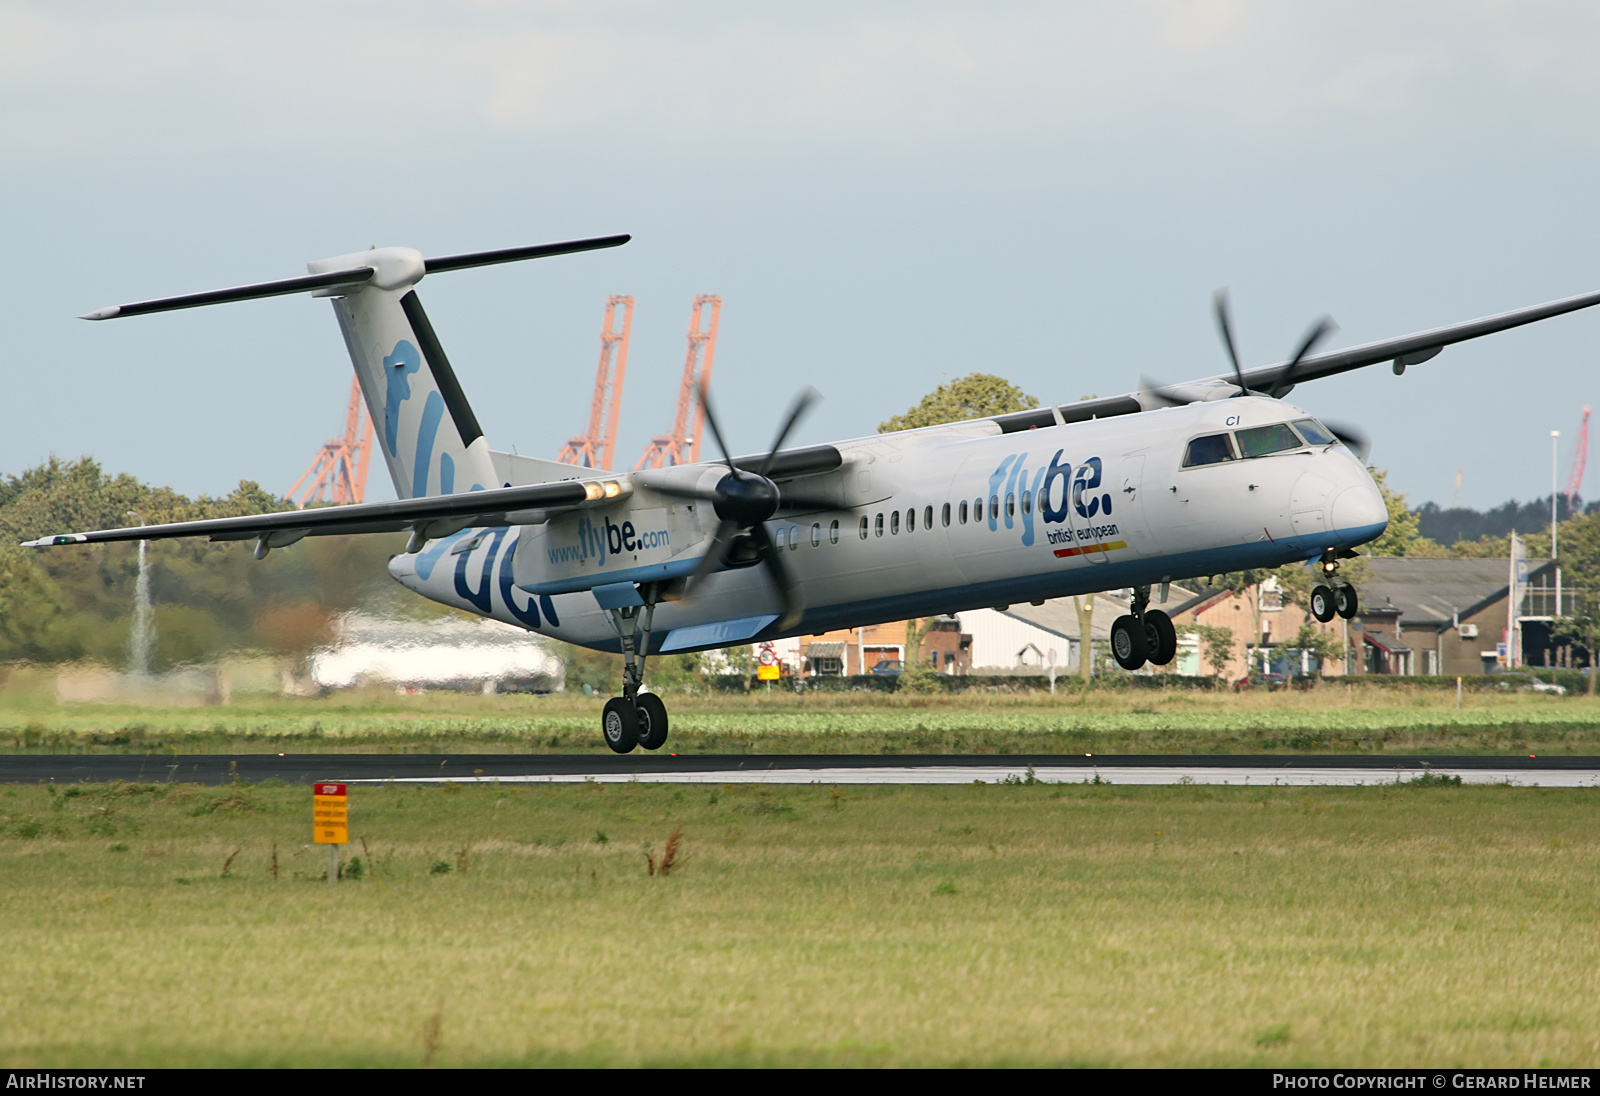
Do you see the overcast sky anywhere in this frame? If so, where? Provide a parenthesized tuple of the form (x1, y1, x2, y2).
(4, 1, 1599, 512)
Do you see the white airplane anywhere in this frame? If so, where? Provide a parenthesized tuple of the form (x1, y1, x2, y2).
(29, 235, 1600, 751)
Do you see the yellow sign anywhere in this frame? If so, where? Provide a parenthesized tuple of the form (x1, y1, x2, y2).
(313, 782, 348, 844)
(757, 664, 780, 681)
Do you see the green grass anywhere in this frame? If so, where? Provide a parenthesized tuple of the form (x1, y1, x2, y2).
(3, 681, 1600, 755)
(2, 779, 1599, 1066)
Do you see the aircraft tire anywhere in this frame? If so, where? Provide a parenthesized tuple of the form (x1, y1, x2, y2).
(1110, 615, 1149, 671)
(636, 693, 669, 751)
(1334, 582, 1359, 620)
(602, 697, 639, 754)
(1144, 610, 1178, 666)
(1310, 584, 1337, 623)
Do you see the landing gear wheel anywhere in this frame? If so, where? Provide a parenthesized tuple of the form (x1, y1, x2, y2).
(1334, 582, 1358, 620)
(1310, 584, 1336, 623)
(602, 697, 639, 754)
(635, 693, 669, 751)
(1110, 614, 1149, 671)
(1144, 610, 1178, 666)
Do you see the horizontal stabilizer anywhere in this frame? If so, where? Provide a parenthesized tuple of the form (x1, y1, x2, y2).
(79, 234, 631, 321)
(422, 235, 630, 275)
(80, 267, 375, 320)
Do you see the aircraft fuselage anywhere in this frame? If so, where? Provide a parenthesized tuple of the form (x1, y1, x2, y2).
(386, 396, 1387, 654)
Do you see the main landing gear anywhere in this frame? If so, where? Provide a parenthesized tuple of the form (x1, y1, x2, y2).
(600, 592, 670, 754)
(1309, 550, 1360, 624)
(1110, 585, 1178, 672)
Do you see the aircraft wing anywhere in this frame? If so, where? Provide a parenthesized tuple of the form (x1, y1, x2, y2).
(1236, 286, 1600, 388)
(992, 286, 1600, 431)
(23, 479, 592, 550)
(21, 443, 845, 551)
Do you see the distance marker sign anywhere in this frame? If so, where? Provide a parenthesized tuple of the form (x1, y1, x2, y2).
(313, 783, 347, 844)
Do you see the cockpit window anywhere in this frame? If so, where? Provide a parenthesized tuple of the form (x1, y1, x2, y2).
(1183, 433, 1237, 468)
(1292, 418, 1336, 446)
(1235, 423, 1302, 458)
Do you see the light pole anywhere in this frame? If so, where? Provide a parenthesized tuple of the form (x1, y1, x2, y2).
(1551, 431, 1562, 618)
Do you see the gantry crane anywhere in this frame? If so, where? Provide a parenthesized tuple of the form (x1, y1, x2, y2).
(283, 376, 373, 507)
(557, 296, 634, 470)
(1566, 406, 1590, 511)
(636, 295, 721, 469)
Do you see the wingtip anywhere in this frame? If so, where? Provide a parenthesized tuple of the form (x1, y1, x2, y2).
(79, 306, 120, 321)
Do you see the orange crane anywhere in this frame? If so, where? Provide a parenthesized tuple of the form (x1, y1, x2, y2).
(557, 296, 634, 469)
(1565, 406, 1590, 511)
(636, 295, 721, 469)
(283, 376, 373, 507)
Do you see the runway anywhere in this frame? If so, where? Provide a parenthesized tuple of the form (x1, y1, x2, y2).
(2, 753, 1598, 787)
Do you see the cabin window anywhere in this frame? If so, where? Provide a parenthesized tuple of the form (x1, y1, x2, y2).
(942, 502, 951, 527)
(1182, 433, 1237, 468)
(859, 516, 869, 539)
(811, 523, 822, 547)
(906, 508, 916, 533)
(830, 519, 840, 544)
(775, 527, 786, 549)
(890, 511, 900, 535)
(1293, 418, 1337, 446)
(924, 505, 934, 530)
(1236, 422, 1302, 458)
(989, 495, 999, 523)
(875, 513, 884, 537)
(789, 525, 800, 550)
(975, 497, 983, 521)
(958, 500, 968, 524)
(1005, 493, 1016, 519)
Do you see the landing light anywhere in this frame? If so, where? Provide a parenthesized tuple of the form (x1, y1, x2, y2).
(603, 481, 622, 499)
(583, 482, 604, 501)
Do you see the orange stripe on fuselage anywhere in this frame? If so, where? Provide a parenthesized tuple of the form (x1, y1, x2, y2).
(1053, 540, 1128, 558)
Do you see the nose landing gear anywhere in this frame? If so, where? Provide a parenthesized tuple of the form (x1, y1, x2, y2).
(600, 589, 671, 754)
(1110, 585, 1179, 672)
(1310, 551, 1360, 623)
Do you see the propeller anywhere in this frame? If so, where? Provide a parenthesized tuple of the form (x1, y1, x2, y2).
(1142, 292, 1337, 408)
(648, 384, 833, 630)
(1322, 419, 1371, 462)
(1138, 291, 1368, 460)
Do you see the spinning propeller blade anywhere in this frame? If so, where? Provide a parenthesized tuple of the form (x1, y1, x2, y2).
(1213, 289, 1250, 396)
(646, 384, 823, 631)
(1145, 293, 1367, 458)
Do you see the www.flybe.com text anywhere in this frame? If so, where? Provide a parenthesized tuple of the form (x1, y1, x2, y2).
(547, 515, 669, 567)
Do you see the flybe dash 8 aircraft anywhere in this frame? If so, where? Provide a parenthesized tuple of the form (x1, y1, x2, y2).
(29, 235, 1600, 751)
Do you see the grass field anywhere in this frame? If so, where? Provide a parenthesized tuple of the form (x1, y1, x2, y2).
(3, 680, 1600, 755)
(3, 777, 1598, 1066)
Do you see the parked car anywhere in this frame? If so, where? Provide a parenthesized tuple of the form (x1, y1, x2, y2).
(1525, 679, 1568, 696)
(869, 660, 905, 676)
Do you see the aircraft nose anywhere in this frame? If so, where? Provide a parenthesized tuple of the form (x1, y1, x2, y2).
(1330, 478, 1388, 543)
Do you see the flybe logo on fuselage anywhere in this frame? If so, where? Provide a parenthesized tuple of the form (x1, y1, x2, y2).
(547, 514, 670, 568)
(985, 450, 1122, 553)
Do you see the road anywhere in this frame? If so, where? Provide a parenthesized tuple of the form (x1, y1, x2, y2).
(1, 753, 1596, 787)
